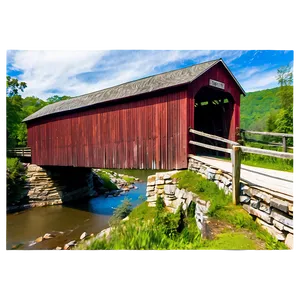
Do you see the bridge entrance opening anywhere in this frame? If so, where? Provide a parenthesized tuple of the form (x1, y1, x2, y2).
(193, 86, 234, 156)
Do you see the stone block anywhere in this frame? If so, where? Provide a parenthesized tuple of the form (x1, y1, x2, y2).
(163, 174, 171, 180)
(177, 189, 185, 199)
(250, 199, 260, 209)
(165, 179, 173, 184)
(240, 195, 251, 204)
(270, 198, 289, 214)
(271, 209, 293, 228)
(259, 202, 271, 214)
(147, 196, 156, 202)
(164, 195, 176, 201)
(256, 218, 286, 241)
(146, 186, 155, 192)
(157, 189, 164, 195)
(273, 219, 284, 231)
(243, 204, 272, 224)
(147, 175, 156, 186)
(164, 184, 176, 195)
(283, 225, 293, 234)
(156, 180, 164, 185)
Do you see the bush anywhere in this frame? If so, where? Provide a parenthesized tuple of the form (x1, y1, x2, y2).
(7, 158, 25, 203)
(109, 198, 133, 225)
(156, 195, 165, 211)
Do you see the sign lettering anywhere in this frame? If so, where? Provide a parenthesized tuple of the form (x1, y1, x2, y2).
(209, 79, 225, 90)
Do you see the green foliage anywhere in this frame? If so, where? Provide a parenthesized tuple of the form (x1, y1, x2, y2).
(47, 95, 71, 104)
(95, 170, 118, 190)
(6, 158, 25, 204)
(172, 170, 232, 215)
(156, 195, 165, 211)
(6, 76, 27, 97)
(109, 198, 133, 225)
(6, 76, 71, 147)
(77, 170, 286, 250)
(240, 87, 281, 131)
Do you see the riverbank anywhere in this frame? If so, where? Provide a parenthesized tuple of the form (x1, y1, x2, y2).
(7, 181, 147, 250)
(6, 162, 144, 213)
(76, 170, 288, 250)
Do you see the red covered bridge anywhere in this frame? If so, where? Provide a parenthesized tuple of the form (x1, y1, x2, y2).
(24, 58, 245, 170)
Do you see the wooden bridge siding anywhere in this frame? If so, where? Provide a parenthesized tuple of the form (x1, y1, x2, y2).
(27, 86, 188, 169)
(187, 62, 241, 144)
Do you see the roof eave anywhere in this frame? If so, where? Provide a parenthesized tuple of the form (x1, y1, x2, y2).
(22, 81, 190, 123)
(189, 58, 246, 96)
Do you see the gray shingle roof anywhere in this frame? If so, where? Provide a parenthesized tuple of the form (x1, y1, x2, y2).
(23, 58, 245, 122)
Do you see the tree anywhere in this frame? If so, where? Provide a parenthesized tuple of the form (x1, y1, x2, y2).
(47, 95, 71, 104)
(6, 76, 27, 97)
(266, 65, 293, 135)
(6, 76, 27, 147)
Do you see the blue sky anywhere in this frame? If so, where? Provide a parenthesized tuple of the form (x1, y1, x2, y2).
(6, 50, 293, 100)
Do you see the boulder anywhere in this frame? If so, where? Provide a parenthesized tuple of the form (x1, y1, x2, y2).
(67, 240, 76, 247)
(43, 233, 54, 239)
(80, 232, 88, 240)
(285, 233, 293, 249)
(35, 236, 43, 243)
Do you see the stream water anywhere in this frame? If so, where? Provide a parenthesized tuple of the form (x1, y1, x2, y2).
(6, 169, 157, 250)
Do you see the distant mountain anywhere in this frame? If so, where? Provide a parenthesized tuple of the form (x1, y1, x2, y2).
(240, 87, 281, 131)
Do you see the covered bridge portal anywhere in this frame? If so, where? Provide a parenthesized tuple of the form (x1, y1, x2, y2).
(24, 58, 245, 170)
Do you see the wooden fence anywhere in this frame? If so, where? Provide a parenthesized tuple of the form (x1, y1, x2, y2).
(240, 129, 293, 152)
(189, 129, 293, 205)
(7, 147, 31, 158)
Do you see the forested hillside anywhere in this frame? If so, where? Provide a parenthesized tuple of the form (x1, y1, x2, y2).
(240, 87, 281, 131)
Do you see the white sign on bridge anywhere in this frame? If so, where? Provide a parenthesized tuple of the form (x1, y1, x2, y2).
(209, 79, 225, 90)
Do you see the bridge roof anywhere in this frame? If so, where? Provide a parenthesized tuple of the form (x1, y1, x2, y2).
(23, 58, 245, 122)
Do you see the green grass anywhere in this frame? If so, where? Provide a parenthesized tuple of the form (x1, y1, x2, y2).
(77, 170, 287, 250)
(172, 170, 287, 249)
(94, 170, 118, 190)
(209, 142, 293, 172)
(240, 141, 293, 172)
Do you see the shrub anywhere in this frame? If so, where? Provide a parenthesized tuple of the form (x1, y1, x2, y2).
(7, 158, 25, 203)
(109, 198, 133, 225)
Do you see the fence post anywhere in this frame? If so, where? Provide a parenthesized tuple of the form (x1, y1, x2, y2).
(232, 145, 241, 205)
(282, 137, 287, 152)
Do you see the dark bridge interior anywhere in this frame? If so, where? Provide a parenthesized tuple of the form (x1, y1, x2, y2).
(194, 86, 234, 156)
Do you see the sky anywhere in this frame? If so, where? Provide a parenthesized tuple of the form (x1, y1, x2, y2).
(6, 50, 293, 100)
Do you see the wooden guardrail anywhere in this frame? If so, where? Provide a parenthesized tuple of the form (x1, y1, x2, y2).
(240, 129, 293, 152)
(7, 147, 31, 158)
(189, 129, 293, 206)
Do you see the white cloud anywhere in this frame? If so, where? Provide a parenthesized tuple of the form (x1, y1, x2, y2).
(241, 69, 278, 92)
(7, 50, 248, 100)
